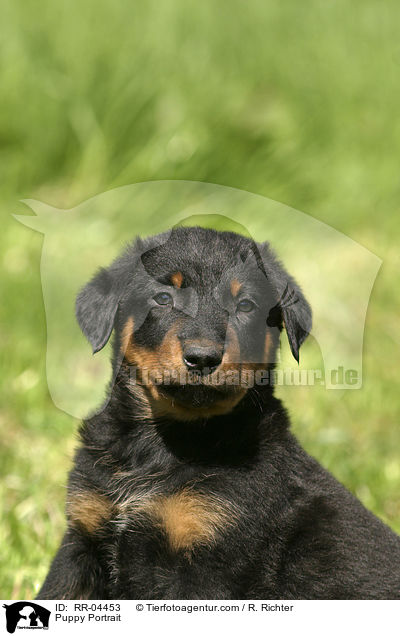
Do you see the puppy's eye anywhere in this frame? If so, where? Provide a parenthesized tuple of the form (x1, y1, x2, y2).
(236, 298, 255, 313)
(154, 292, 173, 306)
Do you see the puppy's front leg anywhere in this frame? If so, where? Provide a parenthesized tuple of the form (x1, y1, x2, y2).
(36, 528, 109, 600)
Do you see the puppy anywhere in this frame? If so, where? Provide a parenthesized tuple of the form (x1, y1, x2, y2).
(37, 226, 400, 599)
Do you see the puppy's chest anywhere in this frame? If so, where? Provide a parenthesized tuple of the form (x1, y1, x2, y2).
(67, 467, 263, 597)
(116, 488, 235, 553)
(109, 487, 240, 597)
(68, 481, 237, 558)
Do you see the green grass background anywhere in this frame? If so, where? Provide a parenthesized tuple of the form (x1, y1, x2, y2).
(1, 0, 400, 598)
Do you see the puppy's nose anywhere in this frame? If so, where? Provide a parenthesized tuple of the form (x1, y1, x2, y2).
(183, 344, 223, 374)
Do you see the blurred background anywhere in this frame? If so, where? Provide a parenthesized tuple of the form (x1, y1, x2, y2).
(1, 0, 400, 598)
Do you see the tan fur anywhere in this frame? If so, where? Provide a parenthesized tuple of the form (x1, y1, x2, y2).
(264, 331, 273, 364)
(171, 271, 183, 288)
(121, 317, 135, 355)
(67, 491, 115, 533)
(230, 278, 242, 297)
(120, 318, 157, 420)
(123, 321, 183, 377)
(119, 490, 236, 553)
(120, 315, 253, 420)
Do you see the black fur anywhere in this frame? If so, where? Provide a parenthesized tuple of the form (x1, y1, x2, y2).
(37, 227, 400, 600)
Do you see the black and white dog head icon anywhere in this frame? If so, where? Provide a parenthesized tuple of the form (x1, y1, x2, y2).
(3, 602, 50, 634)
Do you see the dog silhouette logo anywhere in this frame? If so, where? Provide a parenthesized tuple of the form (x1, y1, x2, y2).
(3, 602, 50, 633)
(14, 182, 382, 418)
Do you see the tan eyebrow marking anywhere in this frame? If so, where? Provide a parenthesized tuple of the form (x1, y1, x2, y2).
(230, 278, 242, 297)
(171, 271, 183, 288)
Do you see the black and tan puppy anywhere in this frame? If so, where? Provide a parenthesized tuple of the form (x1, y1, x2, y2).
(38, 226, 400, 599)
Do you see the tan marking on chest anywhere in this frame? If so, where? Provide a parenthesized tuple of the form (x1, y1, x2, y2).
(128, 490, 236, 552)
(67, 491, 115, 534)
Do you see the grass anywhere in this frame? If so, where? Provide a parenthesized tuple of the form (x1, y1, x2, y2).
(1, 0, 400, 598)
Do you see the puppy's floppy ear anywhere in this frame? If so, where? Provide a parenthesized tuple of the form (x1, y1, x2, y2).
(75, 237, 152, 352)
(75, 236, 144, 353)
(276, 281, 311, 362)
(76, 265, 125, 353)
(260, 242, 312, 363)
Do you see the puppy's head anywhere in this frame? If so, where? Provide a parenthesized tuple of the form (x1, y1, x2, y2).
(76, 227, 311, 420)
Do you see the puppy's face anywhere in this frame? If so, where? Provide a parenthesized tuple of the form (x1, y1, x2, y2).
(76, 227, 311, 420)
